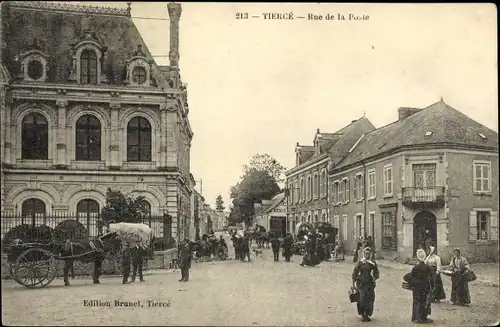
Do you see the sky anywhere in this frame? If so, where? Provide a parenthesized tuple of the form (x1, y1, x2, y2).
(77, 2, 497, 209)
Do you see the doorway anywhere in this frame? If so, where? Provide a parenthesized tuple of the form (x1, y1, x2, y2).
(413, 211, 437, 256)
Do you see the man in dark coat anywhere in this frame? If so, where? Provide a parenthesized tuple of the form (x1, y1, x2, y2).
(231, 234, 240, 260)
(179, 238, 192, 282)
(241, 233, 251, 262)
(131, 245, 145, 282)
(282, 233, 293, 262)
(271, 235, 281, 262)
(121, 242, 132, 284)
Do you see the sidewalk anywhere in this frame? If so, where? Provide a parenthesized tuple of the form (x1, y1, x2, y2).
(344, 255, 499, 287)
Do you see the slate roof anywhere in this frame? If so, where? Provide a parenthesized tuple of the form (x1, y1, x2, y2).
(256, 193, 285, 216)
(297, 146, 315, 163)
(2, 2, 169, 87)
(287, 117, 376, 175)
(333, 100, 499, 171)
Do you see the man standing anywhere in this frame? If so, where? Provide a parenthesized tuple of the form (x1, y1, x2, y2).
(271, 235, 281, 262)
(282, 233, 293, 262)
(241, 232, 251, 262)
(121, 242, 132, 284)
(179, 238, 192, 282)
(131, 245, 145, 283)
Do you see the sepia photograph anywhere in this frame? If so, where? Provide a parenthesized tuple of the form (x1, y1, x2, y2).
(0, 1, 498, 326)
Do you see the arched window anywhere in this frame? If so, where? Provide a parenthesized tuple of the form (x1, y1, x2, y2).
(22, 198, 46, 217)
(75, 114, 101, 161)
(127, 117, 152, 162)
(76, 199, 100, 215)
(22, 112, 49, 160)
(80, 49, 98, 84)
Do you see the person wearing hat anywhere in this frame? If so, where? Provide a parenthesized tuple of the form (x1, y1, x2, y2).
(121, 241, 132, 284)
(352, 247, 379, 322)
(240, 232, 251, 262)
(179, 238, 193, 282)
(282, 233, 294, 262)
(407, 248, 433, 323)
(448, 247, 471, 306)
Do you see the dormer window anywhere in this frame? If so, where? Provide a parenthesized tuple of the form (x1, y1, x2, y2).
(27, 60, 43, 80)
(133, 66, 147, 85)
(80, 50, 98, 84)
(68, 30, 108, 85)
(124, 45, 154, 87)
(17, 38, 49, 82)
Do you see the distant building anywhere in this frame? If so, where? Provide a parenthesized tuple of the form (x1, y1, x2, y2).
(285, 118, 375, 234)
(329, 100, 498, 263)
(254, 193, 286, 237)
(0, 2, 194, 243)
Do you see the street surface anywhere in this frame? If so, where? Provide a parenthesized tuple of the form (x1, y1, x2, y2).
(2, 233, 499, 326)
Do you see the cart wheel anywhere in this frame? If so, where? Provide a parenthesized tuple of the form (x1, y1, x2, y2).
(14, 248, 56, 288)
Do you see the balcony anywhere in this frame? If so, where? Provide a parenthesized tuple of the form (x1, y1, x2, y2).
(402, 187, 445, 208)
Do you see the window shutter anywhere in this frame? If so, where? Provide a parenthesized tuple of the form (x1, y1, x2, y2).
(469, 211, 477, 242)
(361, 175, 365, 200)
(473, 163, 477, 192)
(346, 179, 350, 202)
(490, 211, 498, 241)
(353, 215, 357, 241)
(353, 177, 357, 200)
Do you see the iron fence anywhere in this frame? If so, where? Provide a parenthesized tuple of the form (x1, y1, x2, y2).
(1, 211, 174, 252)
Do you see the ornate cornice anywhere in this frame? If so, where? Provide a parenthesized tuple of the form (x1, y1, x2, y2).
(9, 1, 131, 17)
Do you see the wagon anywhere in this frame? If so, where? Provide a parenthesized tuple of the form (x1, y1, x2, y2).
(5, 223, 153, 289)
(4, 240, 102, 289)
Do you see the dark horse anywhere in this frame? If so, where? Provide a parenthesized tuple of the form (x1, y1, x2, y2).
(59, 232, 121, 286)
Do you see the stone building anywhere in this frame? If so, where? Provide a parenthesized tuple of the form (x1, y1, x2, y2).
(285, 118, 375, 234)
(329, 100, 498, 263)
(0, 2, 194, 242)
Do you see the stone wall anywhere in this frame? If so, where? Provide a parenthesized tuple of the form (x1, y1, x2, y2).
(1, 249, 178, 280)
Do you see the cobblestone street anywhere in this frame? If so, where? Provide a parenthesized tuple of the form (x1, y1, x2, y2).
(2, 236, 499, 326)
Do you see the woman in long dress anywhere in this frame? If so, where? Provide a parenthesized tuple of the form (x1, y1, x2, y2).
(352, 247, 379, 322)
(424, 246, 446, 303)
(406, 248, 433, 323)
(353, 237, 362, 262)
(448, 247, 471, 306)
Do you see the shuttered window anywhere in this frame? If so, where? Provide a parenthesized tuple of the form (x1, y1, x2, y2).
(469, 210, 498, 242)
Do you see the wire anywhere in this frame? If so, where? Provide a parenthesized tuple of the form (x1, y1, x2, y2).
(131, 16, 170, 21)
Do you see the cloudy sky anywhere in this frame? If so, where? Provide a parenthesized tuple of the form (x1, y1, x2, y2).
(79, 2, 497, 209)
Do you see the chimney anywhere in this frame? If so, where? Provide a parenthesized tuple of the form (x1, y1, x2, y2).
(167, 2, 182, 68)
(398, 107, 423, 121)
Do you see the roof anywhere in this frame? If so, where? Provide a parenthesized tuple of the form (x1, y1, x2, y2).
(333, 100, 499, 171)
(287, 117, 375, 175)
(256, 192, 285, 216)
(2, 2, 169, 87)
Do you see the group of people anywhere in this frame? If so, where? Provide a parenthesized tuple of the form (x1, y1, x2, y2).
(231, 231, 252, 261)
(269, 233, 294, 262)
(351, 244, 473, 324)
(299, 231, 333, 267)
(120, 241, 146, 284)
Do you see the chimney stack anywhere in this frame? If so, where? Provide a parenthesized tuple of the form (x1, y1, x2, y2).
(398, 107, 423, 121)
(167, 2, 182, 68)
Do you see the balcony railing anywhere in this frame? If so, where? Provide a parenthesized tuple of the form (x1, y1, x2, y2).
(402, 186, 445, 206)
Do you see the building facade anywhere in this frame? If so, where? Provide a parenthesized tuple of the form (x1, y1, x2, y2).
(0, 2, 194, 242)
(329, 100, 498, 263)
(285, 118, 375, 234)
(254, 193, 286, 237)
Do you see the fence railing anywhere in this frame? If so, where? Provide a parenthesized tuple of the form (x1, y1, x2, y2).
(1, 211, 174, 252)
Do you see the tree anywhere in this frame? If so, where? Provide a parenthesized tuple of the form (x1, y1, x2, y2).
(242, 153, 286, 184)
(100, 188, 150, 225)
(215, 194, 225, 211)
(229, 168, 281, 226)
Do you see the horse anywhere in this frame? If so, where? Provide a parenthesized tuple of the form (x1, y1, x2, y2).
(59, 232, 122, 286)
(193, 239, 212, 262)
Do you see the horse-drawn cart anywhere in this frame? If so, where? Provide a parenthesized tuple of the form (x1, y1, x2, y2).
(5, 222, 153, 289)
